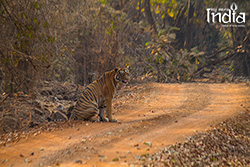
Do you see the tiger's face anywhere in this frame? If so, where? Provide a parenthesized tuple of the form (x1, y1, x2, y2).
(115, 68, 130, 84)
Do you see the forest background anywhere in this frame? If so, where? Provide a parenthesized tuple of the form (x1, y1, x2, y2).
(0, 0, 249, 94)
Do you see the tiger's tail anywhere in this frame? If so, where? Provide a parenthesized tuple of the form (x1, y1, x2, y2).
(66, 105, 74, 119)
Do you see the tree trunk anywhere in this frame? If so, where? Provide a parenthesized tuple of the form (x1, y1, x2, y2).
(144, 0, 157, 33)
(232, 27, 250, 76)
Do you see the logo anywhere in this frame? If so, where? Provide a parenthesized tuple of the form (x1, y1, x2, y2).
(207, 3, 245, 27)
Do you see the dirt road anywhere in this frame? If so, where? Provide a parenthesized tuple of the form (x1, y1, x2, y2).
(0, 83, 249, 167)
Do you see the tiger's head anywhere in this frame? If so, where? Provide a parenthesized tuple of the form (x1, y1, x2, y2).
(114, 68, 130, 84)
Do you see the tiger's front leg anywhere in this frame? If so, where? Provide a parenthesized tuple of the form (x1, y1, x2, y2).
(106, 97, 117, 122)
(98, 107, 108, 122)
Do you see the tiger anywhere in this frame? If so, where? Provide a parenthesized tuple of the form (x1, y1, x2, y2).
(69, 67, 130, 122)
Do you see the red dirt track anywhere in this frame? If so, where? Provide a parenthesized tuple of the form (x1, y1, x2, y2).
(0, 83, 249, 167)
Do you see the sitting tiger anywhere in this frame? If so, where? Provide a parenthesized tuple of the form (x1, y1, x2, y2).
(69, 67, 130, 122)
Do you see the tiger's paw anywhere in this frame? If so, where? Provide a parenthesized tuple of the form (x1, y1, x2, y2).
(90, 116, 100, 122)
(100, 117, 109, 122)
(109, 119, 118, 123)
